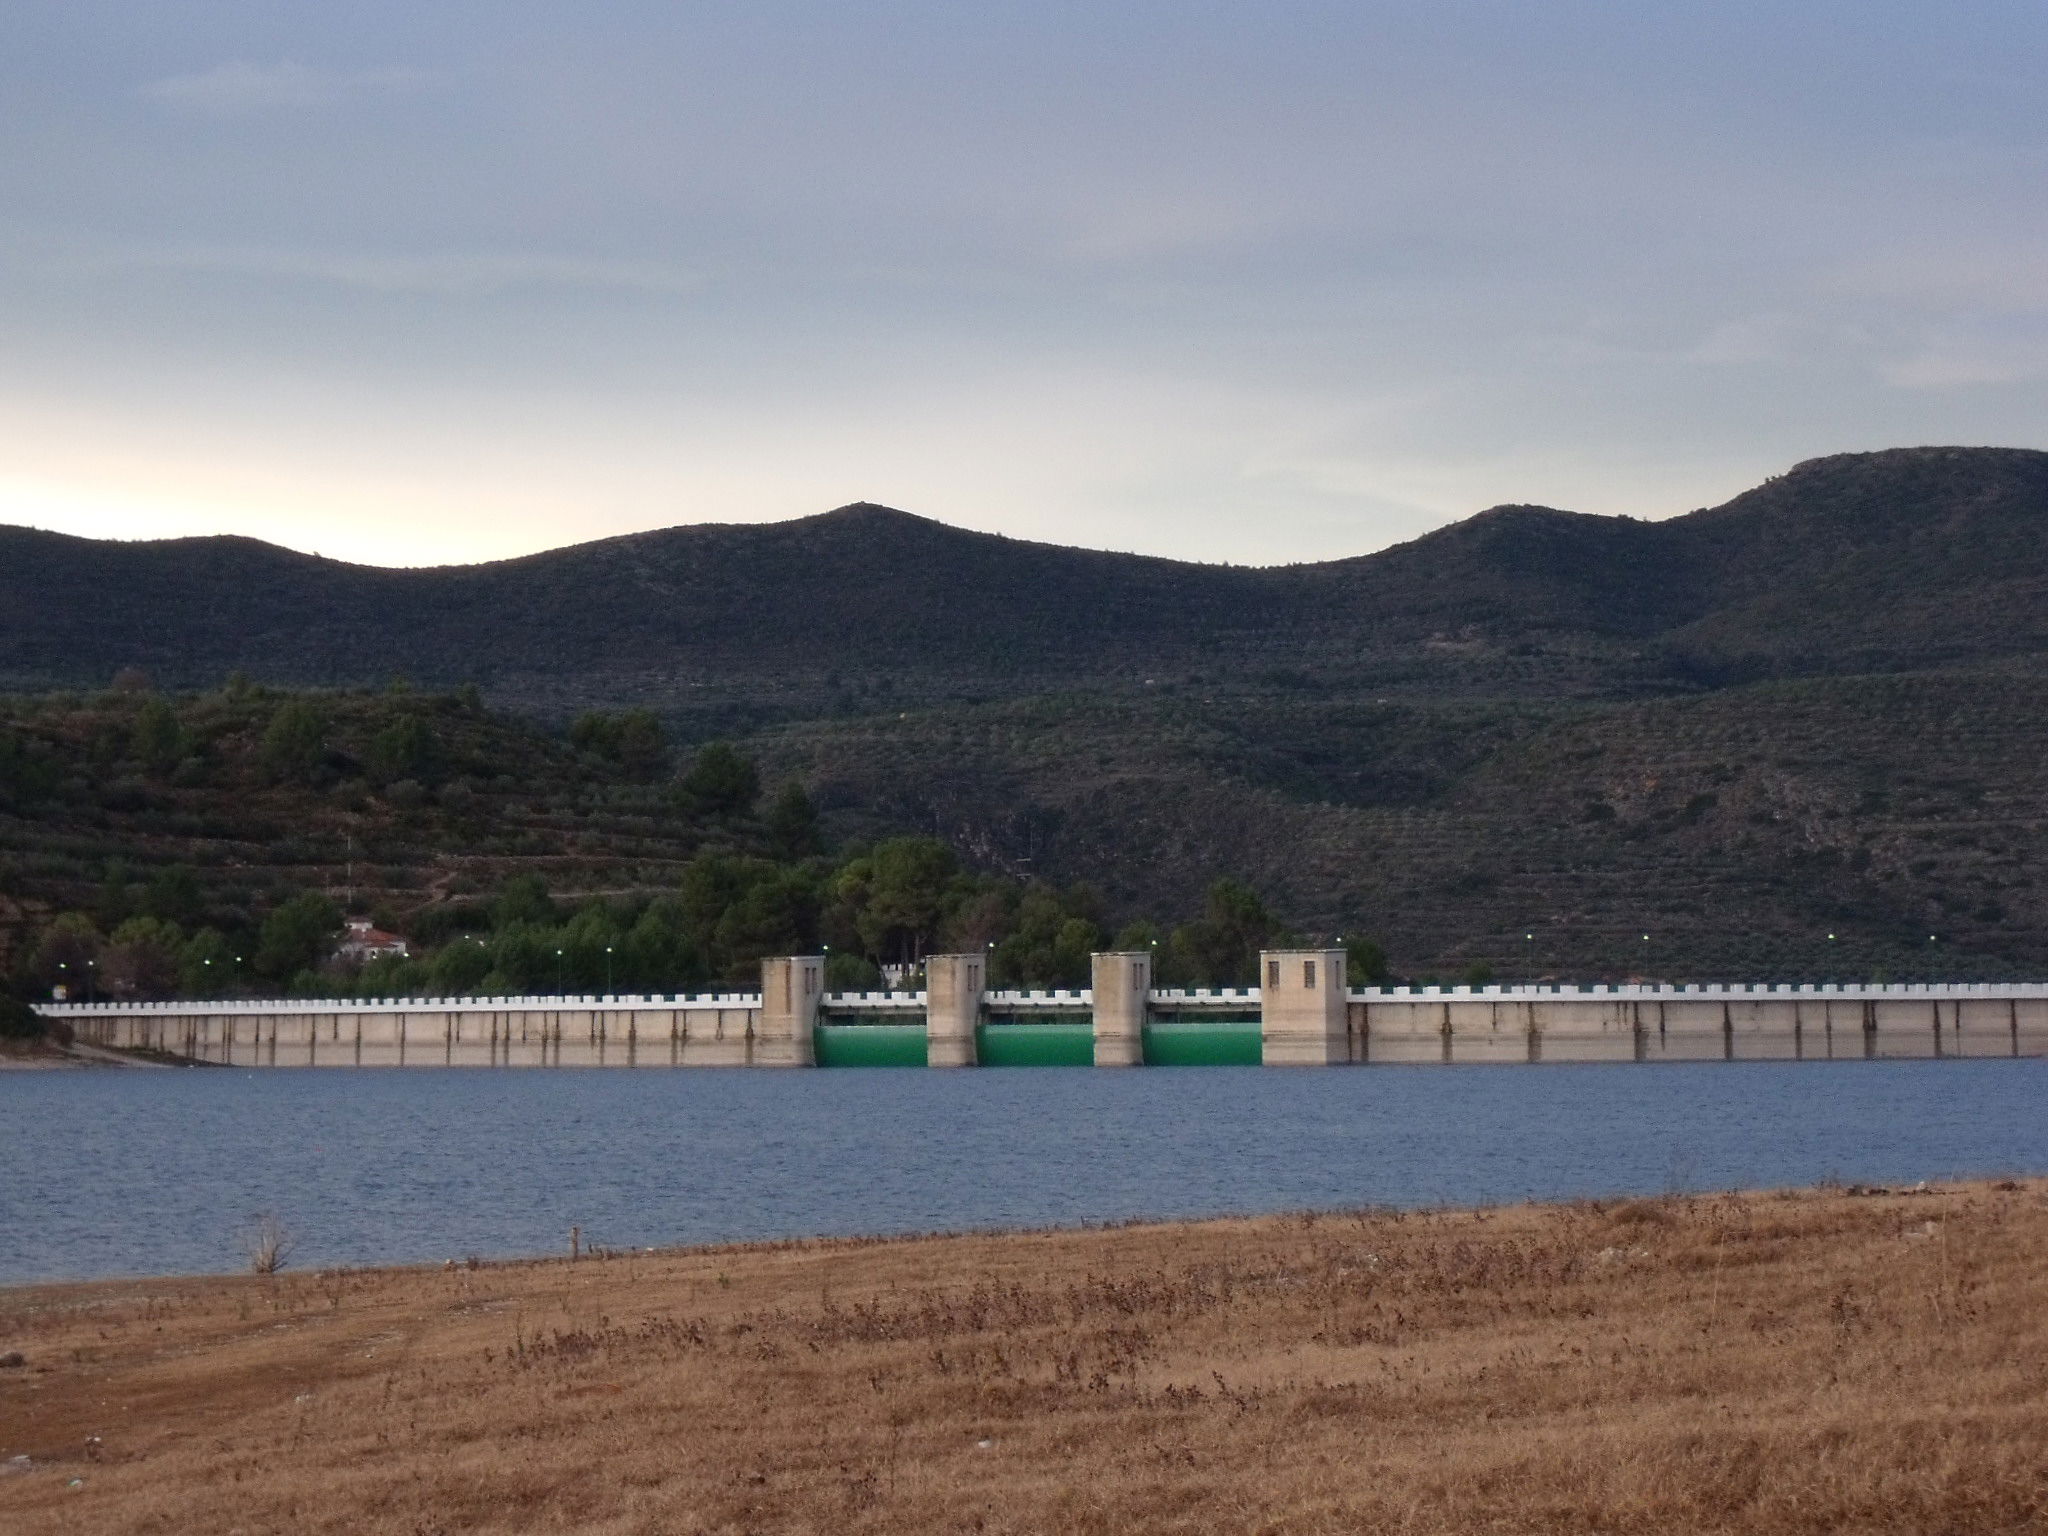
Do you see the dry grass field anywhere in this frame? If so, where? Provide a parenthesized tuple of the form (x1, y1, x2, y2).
(3, 1181, 2045, 1534)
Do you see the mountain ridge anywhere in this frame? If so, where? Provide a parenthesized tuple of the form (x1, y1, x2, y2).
(4, 446, 2046, 723)
(10, 446, 2048, 979)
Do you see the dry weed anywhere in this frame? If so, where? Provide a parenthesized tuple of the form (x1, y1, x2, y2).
(2, 1181, 2045, 1533)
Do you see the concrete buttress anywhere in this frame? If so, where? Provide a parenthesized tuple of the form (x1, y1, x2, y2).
(756, 955, 824, 1066)
(924, 954, 985, 1067)
(1260, 949, 1349, 1064)
(1092, 951, 1151, 1066)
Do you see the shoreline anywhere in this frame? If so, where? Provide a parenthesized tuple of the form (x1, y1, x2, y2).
(5, 1179, 2045, 1532)
(0, 1174, 1986, 1294)
(0, 1039, 176, 1071)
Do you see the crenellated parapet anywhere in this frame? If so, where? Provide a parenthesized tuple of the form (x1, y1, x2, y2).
(36, 961, 2048, 1066)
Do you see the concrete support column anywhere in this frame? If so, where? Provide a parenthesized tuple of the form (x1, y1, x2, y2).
(756, 955, 824, 1067)
(924, 953, 985, 1067)
(1260, 949, 1349, 1065)
(1091, 951, 1151, 1066)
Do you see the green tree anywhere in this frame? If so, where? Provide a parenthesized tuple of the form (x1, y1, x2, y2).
(179, 927, 237, 996)
(492, 874, 556, 929)
(566, 709, 666, 779)
(1111, 918, 1164, 953)
(254, 892, 343, 980)
(765, 780, 822, 858)
(558, 903, 626, 990)
(0, 728, 58, 809)
(713, 869, 817, 980)
(945, 883, 1013, 952)
(1345, 935, 1391, 986)
(617, 903, 708, 993)
(833, 837, 958, 967)
(130, 696, 186, 777)
(612, 709, 669, 780)
(676, 852, 755, 939)
(355, 952, 426, 999)
(990, 884, 1101, 987)
(0, 995, 43, 1040)
(102, 917, 184, 1000)
(824, 950, 883, 991)
(569, 711, 617, 758)
(93, 859, 137, 930)
(485, 921, 562, 993)
(1165, 878, 1281, 987)
(368, 714, 440, 786)
(261, 700, 329, 784)
(429, 937, 494, 994)
(141, 864, 203, 926)
(32, 913, 102, 996)
(673, 854, 813, 978)
(676, 741, 759, 817)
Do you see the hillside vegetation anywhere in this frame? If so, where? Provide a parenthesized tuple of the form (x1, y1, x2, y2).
(5, 447, 2048, 984)
(750, 668, 2048, 981)
(0, 684, 1312, 1001)
(4, 448, 2046, 728)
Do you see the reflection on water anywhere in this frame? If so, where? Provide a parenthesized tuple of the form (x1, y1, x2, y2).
(2, 1060, 2044, 1283)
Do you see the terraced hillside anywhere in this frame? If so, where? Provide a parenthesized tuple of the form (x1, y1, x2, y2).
(749, 668, 2048, 981)
(0, 687, 710, 982)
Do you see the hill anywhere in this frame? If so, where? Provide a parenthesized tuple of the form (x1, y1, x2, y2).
(4, 448, 2047, 727)
(8, 447, 2048, 984)
(745, 666, 2048, 982)
(0, 685, 706, 986)
(13, 668, 2048, 986)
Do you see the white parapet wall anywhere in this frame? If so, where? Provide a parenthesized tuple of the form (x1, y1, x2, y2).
(1344, 981, 2048, 1063)
(34, 970, 2048, 1066)
(44, 992, 769, 1067)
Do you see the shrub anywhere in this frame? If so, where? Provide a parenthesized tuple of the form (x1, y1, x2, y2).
(676, 742, 759, 817)
(0, 995, 44, 1040)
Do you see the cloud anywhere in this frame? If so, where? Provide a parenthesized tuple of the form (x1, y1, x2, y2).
(128, 246, 704, 298)
(1686, 314, 1816, 368)
(1830, 252, 2048, 312)
(1877, 339, 2048, 390)
(140, 61, 432, 117)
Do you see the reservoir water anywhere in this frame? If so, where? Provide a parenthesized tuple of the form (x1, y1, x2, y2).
(3, 1060, 2044, 1285)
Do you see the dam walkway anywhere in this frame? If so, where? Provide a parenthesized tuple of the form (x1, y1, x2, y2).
(37, 949, 2048, 1067)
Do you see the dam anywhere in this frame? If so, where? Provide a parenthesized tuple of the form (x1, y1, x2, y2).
(38, 949, 2048, 1067)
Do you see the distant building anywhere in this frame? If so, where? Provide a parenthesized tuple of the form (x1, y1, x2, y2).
(337, 918, 409, 963)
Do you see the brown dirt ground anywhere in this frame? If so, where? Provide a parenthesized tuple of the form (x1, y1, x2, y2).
(2, 1180, 2045, 1534)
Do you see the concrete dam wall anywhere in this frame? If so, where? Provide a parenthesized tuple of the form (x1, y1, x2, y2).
(39, 950, 2048, 1068)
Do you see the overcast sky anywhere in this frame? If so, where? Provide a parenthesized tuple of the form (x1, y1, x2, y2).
(3, 3, 2044, 568)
